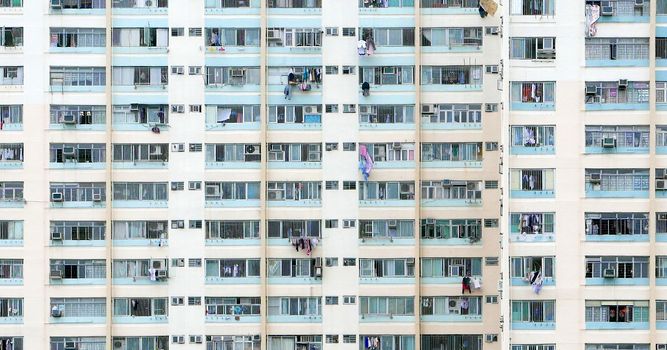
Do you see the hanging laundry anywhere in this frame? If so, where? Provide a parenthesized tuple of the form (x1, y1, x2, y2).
(358, 145, 374, 181)
(585, 5, 600, 37)
(284, 85, 291, 100)
(357, 39, 367, 55)
(217, 108, 232, 123)
(365, 37, 376, 55)
(480, 0, 498, 16)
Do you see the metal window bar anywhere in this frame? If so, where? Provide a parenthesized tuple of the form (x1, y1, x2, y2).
(421, 0, 477, 7)
(585, 126, 649, 148)
(585, 38, 649, 60)
(585, 82, 649, 104)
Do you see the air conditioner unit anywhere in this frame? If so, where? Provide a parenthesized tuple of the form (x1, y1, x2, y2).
(536, 48, 556, 60)
(618, 79, 628, 89)
(151, 259, 166, 270)
(51, 231, 63, 240)
(304, 106, 317, 114)
(51, 192, 64, 202)
(62, 146, 76, 157)
(603, 268, 616, 278)
(388, 220, 397, 228)
(171, 143, 185, 152)
(61, 114, 76, 124)
(657, 344, 667, 350)
(156, 269, 168, 279)
(359, 106, 372, 114)
(391, 142, 402, 150)
(660, 213, 667, 221)
(51, 308, 63, 317)
(585, 85, 598, 95)
(245, 145, 259, 154)
(92, 193, 102, 202)
(114, 340, 125, 349)
(441, 179, 452, 187)
(130, 104, 140, 111)
(267, 29, 281, 40)
(421, 104, 436, 114)
(50, 269, 63, 279)
(205, 185, 220, 197)
(307, 153, 320, 162)
(64, 341, 76, 350)
(590, 173, 602, 183)
(190, 335, 203, 344)
(601, 1, 613, 15)
(602, 137, 616, 148)
(314, 266, 322, 278)
(230, 68, 244, 77)
(171, 66, 184, 75)
(657, 168, 666, 179)
(635, 0, 644, 6)
(171, 105, 184, 113)
(486, 26, 499, 35)
(658, 180, 667, 190)
(149, 147, 163, 157)
(448, 299, 461, 314)
(268, 191, 282, 200)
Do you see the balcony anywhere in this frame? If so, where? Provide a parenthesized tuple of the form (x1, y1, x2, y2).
(205, 0, 260, 14)
(585, 38, 649, 67)
(421, 65, 483, 92)
(421, 0, 479, 14)
(510, 82, 556, 111)
(111, 0, 168, 15)
(267, 0, 322, 15)
(585, 169, 649, 198)
(360, 0, 414, 14)
(510, 126, 555, 155)
(585, 126, 649, 154)
(585, 81, 649, 111)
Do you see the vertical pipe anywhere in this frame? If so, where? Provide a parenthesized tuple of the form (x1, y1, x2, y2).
(260, 0, 269, 349)
(104, 0, 113, 347)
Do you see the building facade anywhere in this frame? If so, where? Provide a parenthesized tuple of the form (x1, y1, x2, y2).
(2, 0, 504, 350)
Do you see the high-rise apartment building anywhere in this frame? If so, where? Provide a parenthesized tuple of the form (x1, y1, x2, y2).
(4, 0, 503, 349)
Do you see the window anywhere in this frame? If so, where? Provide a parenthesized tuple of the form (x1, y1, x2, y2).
(206, 336, 260, 350)
(343, 335, 356, 344)
(206, 221, 260, 240)
(359, 181, 416, 201)
(325, 142, 338, 151)
(325, 335, 339, 344)
(112, 144, 168, 163)
(267, 220, 321, 239)
(188, 297, 201, 305)
(112, 66, 168, 86)
(421, 180, 481, 201)
(268, 297, 321, 316)
(325, 258, 338, 267)
(421, 27, 482, 48)
(206, 67, 261, 86)
(485, 181, 499, 189)
(0, 105, 23, 126)
(586, 37, 648, 61)
(421, 296, 482, 316)
(510, 82, 556, 104)
(51, 337, 102, 350)
(205, 259, 261, 278)
(172, 297, 185, 306)
(206, 105, 260, 124)
(325, 66, 339, 75)
(420, 258, 481, 278)
(268, 258, 318, 278)
(189, 66, 202, 75)
(343, 181, 356, 190)
(511, 256, 555, 280)
(49, 182, 105, 202)
(172, 258, 185, 267)
(361, 105, 415, 124)
(510, 169, 555, 192)
(585, 168, 649, 192)
(585, 125, 649, 149)
(485, 257, 499, 266)
(510, 0, 554, 15)
(112, 337, 169, 350)
(511, 300, 555, 323)
(190, 105, 202, 113)
(360, 296, 414, 316)
(112, 182, 168, 201)
(657, 301, 667, 321)
(421, 65, 482, 85)
(49, 67, 103, 87)
(171, 28, 184, 36)
(343, 296, 356, 304)
(113, 298, 168, 317)
(510, 37, 556, 59)
(48, 143, 103, 164)
(0, 259, 22, 279)
(360, 220, 414, 239)
(325, 104, 338, 113)
(171, 220, 185, 229)
(584, 345, 647, 350)
(325, 181, 339, 190)
(512, 346, 555, 350)
(585, 213, 648, 236)
(50, 27, 104, 48)
(0, 0, 22, 7)
(585, 300, 648, 323)
(189, 219, 202, 228)
(421, 219, 480, 240)
(360, 66, 414, 85)
(484, 219, 499, 228)
(584, 81, 649, 104)
(585, 256, 648, 278)
(421, 143, 481, 162)
(325, 27, 339, 36)
(206, 28, 260, 47)
(111, 28, 169, 47)
(189, 28, 202, 36)
(51, 298, 105, 318)
(343, 220, 356, 228)
(172, 66, 184, 75)
(53, 221, 106, 241)
(189, 258, 202, 267)
(343, 142, 356, 151)
(205, 182, 261, 200)
(361, 27, 414, 47)
(342, 66, 355, 74)
(267, 181, 321, 201)
(267, 104, 322, 123)
(343, 258, 356, 266)
(51, 259, 106, 279)
(325, 296, 339, 305)
(171, 182, 185, 191)
(422, 104, 481, 125)
(207, 143, 262, 162)
(205, 297, 260, 316)
(325, 220, 338, 229)
(486, 295, 498, 304)
(485, 142, 499, 151)
(342, 28, 356, 37)
(343, 104, 356, 113)
(189, 181, 202, 190)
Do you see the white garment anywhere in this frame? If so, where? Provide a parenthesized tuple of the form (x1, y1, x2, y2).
(148, 268, 156, 281)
